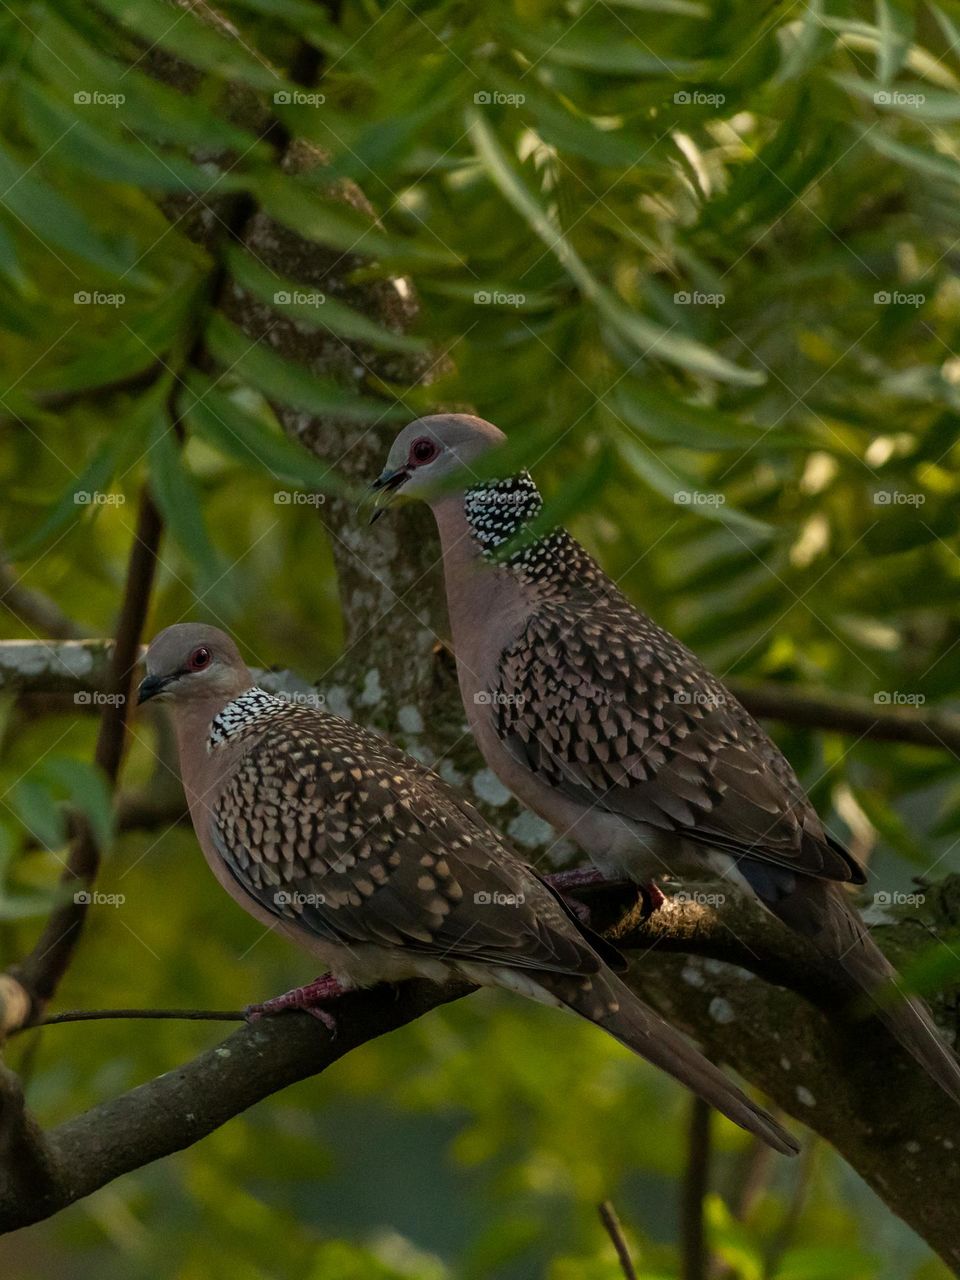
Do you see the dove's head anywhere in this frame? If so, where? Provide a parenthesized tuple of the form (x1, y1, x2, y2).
(138, 623, 252, 707)
(369, 414, 507, 516)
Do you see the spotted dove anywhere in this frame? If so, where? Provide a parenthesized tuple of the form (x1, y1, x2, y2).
(371, 414, 960, 1105)
(137, 622, 798, 1153)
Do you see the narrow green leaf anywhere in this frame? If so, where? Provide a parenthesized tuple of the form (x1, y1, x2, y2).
(41, 757, 114, 850)
(615, 383, 807, 450)
(181, 373, 345, 492)
(0, 142, 144, 279)
(616, 434, 771, 534)
(89, 0, 290, 92)
(224, 245, 427, 354)
(148, 414, 224, 591)
(256, 172, 458, 268)
(19, 80, 249, 195)
(7, 437, 122, 560)
(205, 314, 404, 421)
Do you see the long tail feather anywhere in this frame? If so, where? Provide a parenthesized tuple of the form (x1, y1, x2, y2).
(536, 968, 800, 1156)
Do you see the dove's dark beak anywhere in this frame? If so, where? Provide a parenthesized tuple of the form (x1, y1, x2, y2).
(366, 467, 410, 524)
(137, 674, 171, 705)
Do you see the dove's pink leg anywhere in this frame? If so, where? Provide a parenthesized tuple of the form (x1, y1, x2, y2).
(245, 973, 346, 1031)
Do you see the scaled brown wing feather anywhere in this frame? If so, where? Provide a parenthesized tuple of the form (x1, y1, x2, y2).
(211, 709, 605, 976)
(495, 595, 862, 885)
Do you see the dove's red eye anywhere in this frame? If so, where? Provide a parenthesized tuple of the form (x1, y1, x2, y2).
(410, 437, 438, 465)
(188, 646, 211, 671)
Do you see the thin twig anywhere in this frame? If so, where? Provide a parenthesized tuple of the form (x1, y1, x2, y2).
(680, 1097, 712, 1280)
(598, 1200, 638, 1280)
(15, 1008, 246, 1032)
(7, 490, 164, 1024)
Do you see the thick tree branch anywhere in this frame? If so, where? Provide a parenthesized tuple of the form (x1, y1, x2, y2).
(2, 642, 958, 756)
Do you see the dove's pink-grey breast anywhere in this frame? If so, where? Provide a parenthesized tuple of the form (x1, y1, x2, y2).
(371, 414, 960, 1106)
(137, 622, 799, 1153)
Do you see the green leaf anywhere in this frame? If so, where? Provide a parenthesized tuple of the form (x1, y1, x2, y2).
(7, 436, 123, 560)
(10, 779, 68, 850)
(19, 79, 249, 195)
(41, 757, 114, 851)
(615, 382, 808, 450)
(899, 940, 960, 1001)
(88, 0, 291, 92)
(148, 413, 225, 593)
(874, 0, 912, 85)
(256, 172, 458, 268)
(181, 373, 345, 492)
(0, 142, 145, 280)
(224, 246, 427, 354)
(616, 432, 771, 535)
(204, 314, 404, 421)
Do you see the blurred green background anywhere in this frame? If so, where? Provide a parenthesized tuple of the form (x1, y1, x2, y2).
(2, 0, 960, 1275)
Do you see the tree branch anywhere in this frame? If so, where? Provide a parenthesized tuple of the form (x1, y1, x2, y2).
(2, 491, 163, 1034)
(2, 643, 959, 755)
